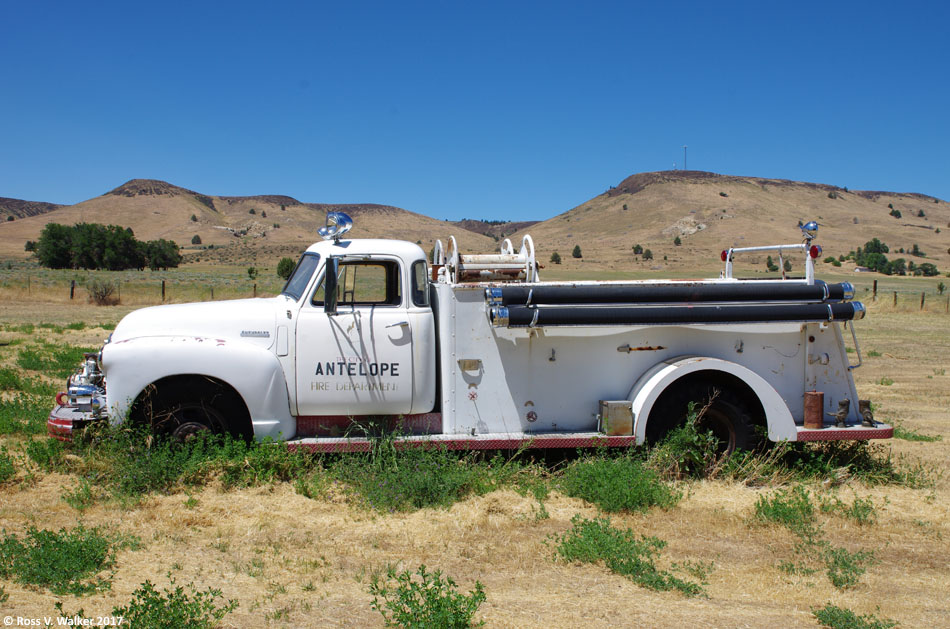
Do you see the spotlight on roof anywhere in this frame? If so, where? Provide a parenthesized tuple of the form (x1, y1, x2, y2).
(318, 212, 353, 242)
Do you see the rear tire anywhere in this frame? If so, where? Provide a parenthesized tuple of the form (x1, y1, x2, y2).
(646, 381, 762, 454)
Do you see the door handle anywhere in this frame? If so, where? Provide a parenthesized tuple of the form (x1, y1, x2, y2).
(386, 321, 410, 328)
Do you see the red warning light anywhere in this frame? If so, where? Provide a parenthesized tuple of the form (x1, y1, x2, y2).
(809, 245, 822, 259)
(720, 250, 728, 262)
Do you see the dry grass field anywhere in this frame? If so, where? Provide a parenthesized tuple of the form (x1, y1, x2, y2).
(0, 292, 947, 628)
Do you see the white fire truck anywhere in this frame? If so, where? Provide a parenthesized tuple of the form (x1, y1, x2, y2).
(49, 213, 892, 451)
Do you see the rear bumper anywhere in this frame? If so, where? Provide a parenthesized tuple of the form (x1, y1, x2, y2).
(796, 423, 893, 441)
(48, 405, 100, 441)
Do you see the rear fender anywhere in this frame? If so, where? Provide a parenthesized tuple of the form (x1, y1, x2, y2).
(627, 355, 796, 444)
(103, 336, 294, 440)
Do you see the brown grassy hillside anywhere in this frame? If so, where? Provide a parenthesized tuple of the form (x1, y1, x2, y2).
(0, 179, 497, 261)
(513, 171, 949, 277)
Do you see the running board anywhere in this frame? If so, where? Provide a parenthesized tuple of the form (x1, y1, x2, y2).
(287, 432, 637, 453)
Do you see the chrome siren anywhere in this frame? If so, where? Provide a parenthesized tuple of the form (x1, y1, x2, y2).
(318, 211, 353, 242)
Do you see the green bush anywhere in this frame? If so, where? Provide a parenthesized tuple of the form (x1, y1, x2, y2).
(110, 578, 238, 629)
(572, 245, 582, 258)
(812, 603, 897, 629)
(370, 565, 486, 628)
(0, 525, 132, 595)
(560, 454, 679, 513)
(551, 516, 706, 597)
(277, 256, 296, 280)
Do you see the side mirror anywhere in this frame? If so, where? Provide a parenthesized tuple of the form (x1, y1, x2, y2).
(324, 257, 339, 315)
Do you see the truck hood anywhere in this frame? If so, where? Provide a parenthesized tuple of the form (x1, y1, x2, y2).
(110, 297, 285, 350)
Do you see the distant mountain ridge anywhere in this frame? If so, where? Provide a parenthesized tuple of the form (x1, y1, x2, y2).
(0, 197, 63, 220)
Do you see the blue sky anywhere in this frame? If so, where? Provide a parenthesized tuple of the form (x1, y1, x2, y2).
(1, 1, 947, 221)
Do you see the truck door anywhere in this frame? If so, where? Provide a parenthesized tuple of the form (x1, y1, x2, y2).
(295, 258, 415, 416)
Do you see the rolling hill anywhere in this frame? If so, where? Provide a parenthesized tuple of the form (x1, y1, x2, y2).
(509, 171, 949, 276)
(1, 172, 947, 276)
(0, 179, 497, 262)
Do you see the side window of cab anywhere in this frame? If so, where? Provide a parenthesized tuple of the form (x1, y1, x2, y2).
(312, 260, 402, 307)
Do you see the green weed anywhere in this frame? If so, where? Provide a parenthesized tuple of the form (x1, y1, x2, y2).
(812, 603, 897, 629)
(877, 377, 894, 386)
(16, 342, 97, 378)
(819, 494, 878, 525)
(0, 447, 15, 484)
(753, 485, 820, 540)
(867, 350, 882, 357)
(560, 453, 680, 513)
(893, 423, 942, 442)
(369, 564, 486, 628)
(551, 515, 706, 597)
(26, 437, 67, 472)
(65, 322, 87, 331)
(0, 393, 49, 435)
(62, 477, 97, 511)
(823, 545, 876, 589)
(0, 525, 133, 595)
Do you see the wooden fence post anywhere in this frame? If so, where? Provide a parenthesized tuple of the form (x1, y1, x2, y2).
(210, 287, 214, 300)
(893, 291, 897, 307)
(70, 280, 75, 300)
(872, 279, 877, 301)
(161, 280, 166, 303)
(920, 292, 926, 310)
(253, 283, 257, 298)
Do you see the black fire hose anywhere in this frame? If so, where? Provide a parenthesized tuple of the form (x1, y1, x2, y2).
(489, 301, 865, 328)
(486, 281, 854, 307)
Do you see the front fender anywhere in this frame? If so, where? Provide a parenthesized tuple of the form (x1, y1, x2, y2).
(627, 355, 797, 444)
(103, 336, 294, 440)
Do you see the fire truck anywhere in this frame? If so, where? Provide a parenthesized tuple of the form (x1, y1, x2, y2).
(49, 213, 892, 451)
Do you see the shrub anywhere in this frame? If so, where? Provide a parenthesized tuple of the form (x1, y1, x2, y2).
(673, 236, 682, 246)
(550, 252, 561, 265)
(332, 443, 491, 511)
(87, 279, 119, 305)
(551, 516, 706, 597)
(247, 266, 258, 280)
(110, 578, 238, 629)
(572, 245, 582, 258)
(190, 214, 197, 222)
(632, 244, 643, 255)
(370, 565, 485, 628)
(277, 257, 296, 280)
(191, 235, 201, 245)
(560, 454, 679, 513)
(642, 249, 653, 260)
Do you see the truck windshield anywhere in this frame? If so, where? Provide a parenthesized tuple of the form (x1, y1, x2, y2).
(281, 253, 321, 301)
